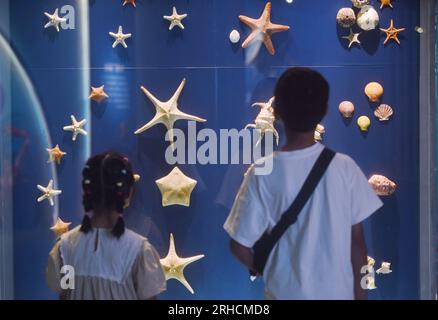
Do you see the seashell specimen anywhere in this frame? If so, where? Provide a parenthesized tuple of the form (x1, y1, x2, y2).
(368, 174, 397, 196)
(336, 8, 356, 28)
(376, 262, 392, 274)
(314, 124, 325, 142)
(229, 30, 240, 44)
(357, 116, 371, 131)
(339, 101, 355, 118)
(365, 82, 384, 102)
(374, 104, 393, 121)
(357, 5, 380, 31)
(352, 0, 370, 9)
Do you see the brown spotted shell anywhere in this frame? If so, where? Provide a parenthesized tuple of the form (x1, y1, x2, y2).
(368, 175, 397, 196)
(374, 104, 393, 121)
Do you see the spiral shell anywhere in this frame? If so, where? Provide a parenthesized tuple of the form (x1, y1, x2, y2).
(374, 104, 393, 121)
(368, 175, 397, 196)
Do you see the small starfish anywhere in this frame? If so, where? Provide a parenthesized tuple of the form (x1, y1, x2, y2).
(46, 145, 67, 165)
(109, 26, 132, 48)
(123, 0, 136, 7)
(50, 217, 71, 238)
(163, 7, 188, 30)
(44, 8, 67, 32)
(380, 19, 405, 45)
(379, 0, 394, 9)
(342, 29, 361, 48)
(376, 262, 393, 275)
(63, 115, 87, 141)
(135, 78, 206, 147)
(160, 233, 205, 294)
(89, 85, 109, 103)
(156, 167, 197, 207)
(239, 2, 290, 55)
(37, 179, 62, 207)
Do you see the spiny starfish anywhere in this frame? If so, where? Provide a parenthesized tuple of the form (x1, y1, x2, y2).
(380, 19, 405, 45)
(37, 179, 62, 207)
(44, 9, 67, 32)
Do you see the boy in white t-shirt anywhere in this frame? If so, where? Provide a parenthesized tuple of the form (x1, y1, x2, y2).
(224, 68, 383, 300)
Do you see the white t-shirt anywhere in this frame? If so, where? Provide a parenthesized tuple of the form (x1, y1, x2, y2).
(224, 143, 383, 300)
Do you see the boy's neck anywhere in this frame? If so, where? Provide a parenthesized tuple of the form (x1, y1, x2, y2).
(281, 130, 316, 152)
(91, 208, 120, 229)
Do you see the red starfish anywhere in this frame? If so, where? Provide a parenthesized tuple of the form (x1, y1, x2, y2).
(239, 2, 290, 55)
(123, 0, 136, 8)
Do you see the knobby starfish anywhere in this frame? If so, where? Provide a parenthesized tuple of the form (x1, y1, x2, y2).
(155, 167, 197, 207)
(160, 233, 205, 294)
(342, 29, 361, 48)
(63, 115, 87, 141)
(239, 2, 290, 55)
(46, 145, 67, 165)
(380, 19, 405, 45)
(135, 78, 206, 147)
(50, 217, 71, 238)
(163, 7, 188, 30)
(109, 26, 132, 48)
(89, 85, 109, 103)
(44, 8, 67, 32)
(37, 179, 62, 207)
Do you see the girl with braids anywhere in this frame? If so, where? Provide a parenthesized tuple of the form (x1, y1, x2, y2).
(46, 152, 166, 300)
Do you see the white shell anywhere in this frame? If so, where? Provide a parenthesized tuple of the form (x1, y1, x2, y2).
(316, 124, 325, 134)
(229, 30, 240, 44)
(336, 8, 356, 28)
(374, 104, 393, 121)
(357, 5, 380, 31)
(351, 0, 370, 9)
(368, 175, 397, 196)
(339, 101, 355, 118)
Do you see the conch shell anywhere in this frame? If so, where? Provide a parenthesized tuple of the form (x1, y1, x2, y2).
(365, 82, 384, 102)
(357, 116, 371, 132)
(374, 104, 393, 121)
(339, 101, 355, 118)
(368, 174, 397, 196)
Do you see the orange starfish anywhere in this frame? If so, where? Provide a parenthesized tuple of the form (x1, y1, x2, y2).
(89, 85, 109, 103)
(380, 19, 405, 45)
(46, 145, 67, 165)
(239, 2, 290, 55)
(123, 0, 136, 7)
(379, 0, 393, 9)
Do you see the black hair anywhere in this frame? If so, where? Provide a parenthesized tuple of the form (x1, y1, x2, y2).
(80, 152, 135, 238)
(274, 67, 330, 132)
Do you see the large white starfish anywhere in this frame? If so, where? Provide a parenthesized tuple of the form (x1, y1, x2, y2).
(44, 9, 67, 32)
(160, 233, 205, 294)
(109, 26, 132, 48)
(63, 115, 87, 141)
(245, 97, 279, 146)
(37, 179, 62, 207)
(155, 167, 197, 207)
(163, 7, 188, 30)
(135, 78, 206, 146)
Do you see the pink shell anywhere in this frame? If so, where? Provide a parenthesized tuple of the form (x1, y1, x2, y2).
(339, 101, 355, 118)
(368, 175, 397, 196)
(374, 104, 393, 121)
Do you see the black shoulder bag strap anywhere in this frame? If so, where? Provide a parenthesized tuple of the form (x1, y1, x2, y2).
(252, 147, 336, 276)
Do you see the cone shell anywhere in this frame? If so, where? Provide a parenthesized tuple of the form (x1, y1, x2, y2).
(357, 116, 371, 131)
(339, 101, 355, 118)
(368, 175, 397, 196)
(374, 104, 393, 121)
(336, 8, 356, 28)
(365, 82, 384, 102)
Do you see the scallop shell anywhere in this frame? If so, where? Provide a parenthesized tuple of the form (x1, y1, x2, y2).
(374, 104, 393, 121)
(357, 5, 380, 31)
(351, 0, 370, 9)
(368, 174, 397, 196)
(357, 116, 371, 131)
(229, 30, 240, 44)
(339, 101, 355, 118)
(365, 82, 384, 102)
(336, 8, 356, 28)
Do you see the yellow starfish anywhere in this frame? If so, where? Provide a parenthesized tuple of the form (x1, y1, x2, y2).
(50, 217, 72, 238)
(46, 144, 66, 165)
(380, 19, 405, 45)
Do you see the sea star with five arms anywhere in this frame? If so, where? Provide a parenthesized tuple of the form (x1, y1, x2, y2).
(109, 26, 132, 48)
(163, 7, 188, 30)
(342, 29, 361, 48)
(155, 167, 197, 207)
(123, 0, 136, 7)
(89, 85, 109, 103)
(50, 217, 72, 238)
(37, 179, 62, 207)
(44, 9, 67, 32)
(46, 145, 67, 165)
(380, 19, 405, 45)
(135, 78, 207, 146)
(239, 2, 290, 55)
(380, 0, 394, 9)
(160, 233, 205, 294)
(63, 115, 87, 141)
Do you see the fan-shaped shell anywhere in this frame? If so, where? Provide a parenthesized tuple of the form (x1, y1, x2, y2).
(365, 82, 384, 102)
(368, 175, 397, 196)
(357, 116, 371, 131)
(339, 101, 355, 118)
(374, 104, 393, 121)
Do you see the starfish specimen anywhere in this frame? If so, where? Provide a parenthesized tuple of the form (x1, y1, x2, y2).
(89, 85, 109, 103)
(123, 0, 136, 7)
(160, 233, 205, 294)
(342, 29, 361, 48)
(376, 262, 392, 275)
(44, 9, 67, 32)
(163, 7, 188, 30)
(46, 145, 67, 165)
(50, 217, 71, 238)
(239, 2, 290, 55)
(135, 78, 207, 146)
(156, 167, 197, 207)
(379, 0, 393, 9)
(63, 115, 87, 141)
(37, 179, 62, 206)
(380, 19, 405, 45)
(245, 97, 279, 146)
(109, 26, 132, 48)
